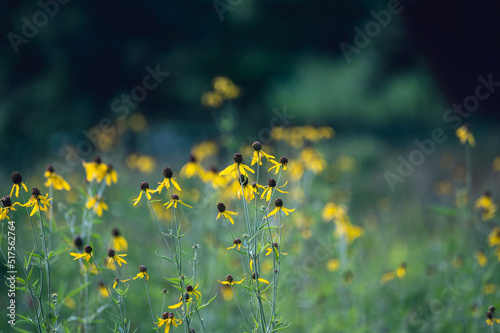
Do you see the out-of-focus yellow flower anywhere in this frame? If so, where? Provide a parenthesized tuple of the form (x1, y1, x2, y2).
(476, 250, 487, 267)
(271, 126, 334, 148)
(268, 198, 295, 218)
(98, 282, 109, 298)
(201, 91, 223, 108)
(103, 164, 118, 186)
(180, 155, 205, 179)
(493, 157, 500, 172)
(322, 202, 348, 222)
(82, 157, 107, 182)
(63, 297, 77, 309)
(44, 165, 71, 191)
(475, 191, 497, 221)
(327, 259, 340, 271)
(86, 195, 108, 217)
(216, 202, 238, 224)
(396, 263, 406, 278)
(251, 141, 275, 166)
(300, 147, 325, 174)
(337, 156, 355, 172)
(133, 181, 157, 206)
(164, 194, 192, 210)
(192, 140, 218, 162)
(221, 285, 233, 301)
(334, 218, 363, 244)
(434, 180, 452, 196)
(202, 167, 229, 189)
(488, 227, 500, 247)
(381, 271, 396, 284)
(456, 124, 475, 147)
(485, 283, 496, 295)
(21, 187, 52, 216)
(111, 228, 128, 252)
(128, 113, 147, 132)
(213, 76, 241, 99)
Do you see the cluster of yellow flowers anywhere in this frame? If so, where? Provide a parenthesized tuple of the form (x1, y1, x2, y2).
(271, 125, 334, 148)
(201, 76, 241, 108)
(322, 202, 363, 244)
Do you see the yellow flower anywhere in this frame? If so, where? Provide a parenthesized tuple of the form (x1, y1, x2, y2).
(133, 181, 157, 206)
(334, 218, 363, 244)
(82, 156, 107, 182)
(268, 156, 294, 175)
(213, 76, 240, 99)
(70, 245, 93, 264)
(216, 202, 238, 224)
(0, 196, 18, 221)
(180, 155, 205, 179)
(219, 153, 255, 179)
(157, 312, 182, 333)
(396, 263, 406, 279)
(381, 271, 396, 284)
(260, 179, 288, 202)
(488, 227, 500, 247)
(111, 228, 128, 252)
(299, 147, 325, 174)
(86, 195, 108, 217)
(322, 202, 348, 222)
(10, 172, 28, 198)
(326, 259, 340, 272)
(21, 187, 52, 216)
(251, 272, 269, 285)
(475, 191, 497, 220)
(103, 164, 118, 186)
(218, 274, 245, 285)
(456, 124, 475, 147)
(98, 282, 109, 298)
(169, 284, 202, 309)
(227, 238, 244, 250)
(251, 141, 275, 166)
(485, 283, 496, 295)
(44, 165, 71, 191)
(157, 167, 181, 194)
(234, 176, 257, 203)
(476, 250, 487, 267)
(487, 307, 500, 326)
(106, 249, 127, 270)
(191, 140, 218, 162)
(164, 194, 193, 209)
(201, 167, 229, 189)
(113, 278, 130, 289)
(268, 198, 295, 218)
(265, 242, 287, 257)
(133, 265, 149, 280)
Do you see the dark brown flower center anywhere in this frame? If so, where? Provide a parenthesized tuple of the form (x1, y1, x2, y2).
(252, 141, 262, 151)
(140, 181, 149, 190)
(217, 202, 226, 213)
(163, 166, 173, 179)
(233, 153, 243, 164)
(12, 172, 22, 184)
(274, 198, 283, 207)
(139, 265, 147, 272)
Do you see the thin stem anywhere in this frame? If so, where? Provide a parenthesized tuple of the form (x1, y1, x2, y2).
(231, 285, 249, 330)
(144, 279, 157, 328)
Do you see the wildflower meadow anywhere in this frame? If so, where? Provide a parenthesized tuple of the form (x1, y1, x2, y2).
(2, 1, 500, 332)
